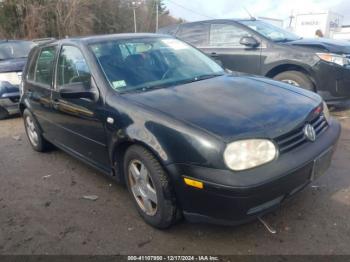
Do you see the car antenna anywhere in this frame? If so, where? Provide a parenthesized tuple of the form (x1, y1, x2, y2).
(244, 7, 256, 20)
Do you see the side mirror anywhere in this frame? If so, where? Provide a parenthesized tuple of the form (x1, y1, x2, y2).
(239, 36, 260, 48)
(59, 81, 98, 101)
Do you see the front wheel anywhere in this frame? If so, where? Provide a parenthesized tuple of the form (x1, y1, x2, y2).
(124, 145, 178, 229)
(273, 71, 314, 92)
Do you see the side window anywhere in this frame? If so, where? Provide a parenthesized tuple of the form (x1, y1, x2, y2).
(27, 49, 39, 81)
(176, 23, 209, 47)
(209, 24, 251, 47)
(57, 46, 91, 87)
(34, 46, 57, 86)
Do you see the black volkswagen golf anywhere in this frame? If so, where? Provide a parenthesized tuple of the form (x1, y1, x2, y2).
(20, 34, 340, 228)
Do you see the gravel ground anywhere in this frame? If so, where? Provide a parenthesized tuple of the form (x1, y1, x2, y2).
(0, 108, 350, 255)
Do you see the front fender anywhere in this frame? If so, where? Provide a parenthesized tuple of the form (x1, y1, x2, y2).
(105, 97, 226, 171)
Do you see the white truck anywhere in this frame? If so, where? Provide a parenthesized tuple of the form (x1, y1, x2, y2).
(292, 11, 343, 38)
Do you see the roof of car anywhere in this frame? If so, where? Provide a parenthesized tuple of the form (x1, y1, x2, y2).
(157, 19, 257, 32)
(0, 39, 34, 44)
(38, 33, 172, 47)
(190, 18, 256, 23)
(160, 18, 257, 27)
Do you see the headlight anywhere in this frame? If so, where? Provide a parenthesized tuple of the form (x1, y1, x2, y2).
(322, 101, 330, 123)
(224, 139, 277, 171)
(316, 53, 349, 67)
(0, 72, 21, 86)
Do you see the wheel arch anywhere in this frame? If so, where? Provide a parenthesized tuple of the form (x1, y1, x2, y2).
(19, 98, 32, 115)
(19, 102, 26, 115)
(265, 63, 317, 90)
(111, 139, 171, 185)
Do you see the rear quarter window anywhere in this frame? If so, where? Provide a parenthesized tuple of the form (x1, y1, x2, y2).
(27, 48, 39, 81)
(34, 46, 57, 86)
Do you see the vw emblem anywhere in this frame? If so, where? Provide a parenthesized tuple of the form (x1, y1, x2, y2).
(303, 124, 316, 142)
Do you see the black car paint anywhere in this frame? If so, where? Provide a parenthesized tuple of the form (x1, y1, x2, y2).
(159, 20, 350, 103)
(20, 34, 341, 225)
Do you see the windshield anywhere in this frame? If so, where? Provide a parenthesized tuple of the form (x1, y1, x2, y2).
(90, 37, 224, 93)
(239, 20, 301, 42)
(0, 41, 35, 60)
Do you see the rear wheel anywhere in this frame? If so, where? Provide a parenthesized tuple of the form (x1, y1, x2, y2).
(273, 71, 314, 92)
(23, 109, 51, 152)
(124, 145, 178, 229)
(0, 106, 9, 120)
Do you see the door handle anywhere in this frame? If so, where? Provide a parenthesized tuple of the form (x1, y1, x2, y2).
(210, 52, 219, 57)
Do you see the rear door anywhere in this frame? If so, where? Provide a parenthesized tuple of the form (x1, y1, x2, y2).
(50, 45, 110, 171)
(175, 22, 210, 48)
(25, 45, 58, 137)
(175, 22, 227, 66)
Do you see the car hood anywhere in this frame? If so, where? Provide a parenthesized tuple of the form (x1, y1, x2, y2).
(0, 57, 27, 73)
(288, 38, 350, 54)
(125, 75, 321, 141)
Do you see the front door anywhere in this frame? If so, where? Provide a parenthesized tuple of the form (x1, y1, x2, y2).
(201, 23, 262, 75)
(50, 45, 110, 171)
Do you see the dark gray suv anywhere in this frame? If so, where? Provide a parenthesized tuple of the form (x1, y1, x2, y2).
(159, 19, 350, 105)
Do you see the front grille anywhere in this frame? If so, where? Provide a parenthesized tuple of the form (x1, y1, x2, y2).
(275, 114, 328, 154)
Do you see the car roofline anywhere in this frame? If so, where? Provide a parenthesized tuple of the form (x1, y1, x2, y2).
(0, 39, 34, 44)
(161, 18, 258, 26)
(35, 33, 174, 47)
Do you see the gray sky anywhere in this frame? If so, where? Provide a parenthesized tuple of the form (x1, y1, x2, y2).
(165, 0, 350, 25)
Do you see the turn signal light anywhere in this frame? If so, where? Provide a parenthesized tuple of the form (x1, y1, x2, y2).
(184, 177, 203, 189)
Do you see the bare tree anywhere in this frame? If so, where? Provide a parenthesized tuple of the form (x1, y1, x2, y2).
(0, 0, 184, 39)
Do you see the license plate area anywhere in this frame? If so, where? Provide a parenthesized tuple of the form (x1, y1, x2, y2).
(310, 147, 334, 181)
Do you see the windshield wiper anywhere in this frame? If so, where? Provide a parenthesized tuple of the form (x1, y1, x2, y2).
(274, 38, 295, 43)
(188, 73, 224, 83)
(120, 83, 172, 94)
(120, 73, 224, 94)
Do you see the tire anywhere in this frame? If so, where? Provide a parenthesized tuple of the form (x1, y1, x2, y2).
(0, 106, 9, 120)
(273, 71, 314, 92)
(23, 109, 51, 152)
(124, 145, 178, 229)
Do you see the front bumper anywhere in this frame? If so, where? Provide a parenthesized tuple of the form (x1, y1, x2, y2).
(313, 61, 350, 104)
(0, 93, 20, 115)
(0, 82, 20, 115)
(166, 118, 341, 225)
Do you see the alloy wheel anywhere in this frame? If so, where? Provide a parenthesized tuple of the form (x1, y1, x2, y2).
(281, 79, 300, 86)
(128, 159, 158, 216)
(25, 116, 39, 147)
